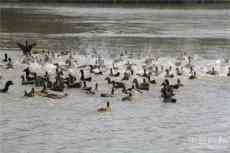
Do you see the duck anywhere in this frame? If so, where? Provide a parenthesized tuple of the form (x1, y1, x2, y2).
(82, 81, 93, 93)
(112, 81, 126, 90)
(89, 65, 103, 75)
(6, 58, 13, 69)
(122, 92, 132, 101)
(80, 69, 92, 82)
(147, 75, 156, 84)
(227, 67, 230, 76)
(136, 69, 148, 78)
(97, 101, 111, 112)
(161, 84, 176, 103)
(21, 75, 34, 85)
(66, 80, 82, 88)
(23, 67, 35, 81)
(101, 87, 114, 97)
(24, 88, 35, 97)
(121, 72, 130, 81)
(165, 69, 174, 78)
(176, 67, 183, 76)
(105, 77, 113, 84)
(0, 80, 13, 93)
(163, 97, 177, 103)
(206, 67, 218, 75)
(109, 68, 120, 77)
(2, 53, 8, 62)
(189, 71, 197, 80)
(133, 78, 149, 91)
(171, 79, 183, 89)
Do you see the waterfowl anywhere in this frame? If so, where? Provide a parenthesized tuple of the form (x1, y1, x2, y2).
(189, 71, 197, 80)
(207, 67, 218, 75)
(6, 58, 13, 69)
(165, 69, 174, 78)
(227, 67, 230, 76)
(171, 79, 183, 89)
(67, 80, 82, 88)
(109, 68, 120, 77)
(17, 40, 36, 56)
(105, 77, 113, 84)
(3, 53, 8, 62)
(80, 69, 92, 82)
(82, 81, 92, 92)
(97, 101, 111, 112)
(112, 81, 126, 90)
(163, 97, 177, 103)
(176, 67, 183, 76)
(0, 80, 13, 93)
(23, 67, 34, 81)
(24, 88, 35, 97)
(21, 75, 34, 85)
(161, 85, 175, 102)
(133, 78, 149, 91)
(100, 87, 114, 97)
(122, 93, 132, 101)
(136, 69, 148, 78)
(147, 75, 156, 84)
(51, 79, 65, 92)
(89, 65, 103, 75)
(121, 72, 130, 81)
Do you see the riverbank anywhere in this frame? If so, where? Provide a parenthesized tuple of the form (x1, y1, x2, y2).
(1, 0, 230, 4)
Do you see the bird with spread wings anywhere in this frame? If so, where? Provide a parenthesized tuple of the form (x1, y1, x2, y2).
(16, 40, 36, 56)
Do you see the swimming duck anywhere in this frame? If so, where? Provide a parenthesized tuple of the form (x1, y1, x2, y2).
(147, 75, 156, 84)
(176, 67, 183, 76)
(21, 75, 34, 85)
(161, 84, 176, 103)
(97, 101, 111, 112)
(80, 69, 92, 82)
(171, 79, 183, 89)
(133, 78, 149, 91)
(136, 69, 148, 78)
(112, 81, 126, 90)
(122, 92, 132, 101)
(121, 72, 130, 81)
(105, 77, 113, 84)
(109, 68, 120, 77)
(67, 80, 82, 88)
(3, 53, 8, 62)
(89, 65, 103, 75)
(227, 67, 230, 76)
(6, 58, 13, 69)
(189, 71, 197, 80)
(100, 88, 114, 98)
(23, 67, 34, 81)
(165, 69, 174, 78)
(24, 88, 35, 97)
(0, 80, 13, 93)
(206, 67, 218, 75)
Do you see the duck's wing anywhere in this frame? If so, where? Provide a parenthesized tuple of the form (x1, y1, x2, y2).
(16, 42, 27, 55)
(27, 43, 37, 55)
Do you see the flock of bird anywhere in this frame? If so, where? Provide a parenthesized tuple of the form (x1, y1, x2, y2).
(1, 41, 230, 112)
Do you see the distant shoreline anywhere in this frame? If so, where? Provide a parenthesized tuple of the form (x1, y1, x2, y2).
(1, 0, 230, 4)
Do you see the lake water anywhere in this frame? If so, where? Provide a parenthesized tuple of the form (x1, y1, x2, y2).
(0, 3, 230, 153)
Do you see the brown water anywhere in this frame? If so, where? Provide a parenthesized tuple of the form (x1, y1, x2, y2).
(1, 3, 230, 59)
